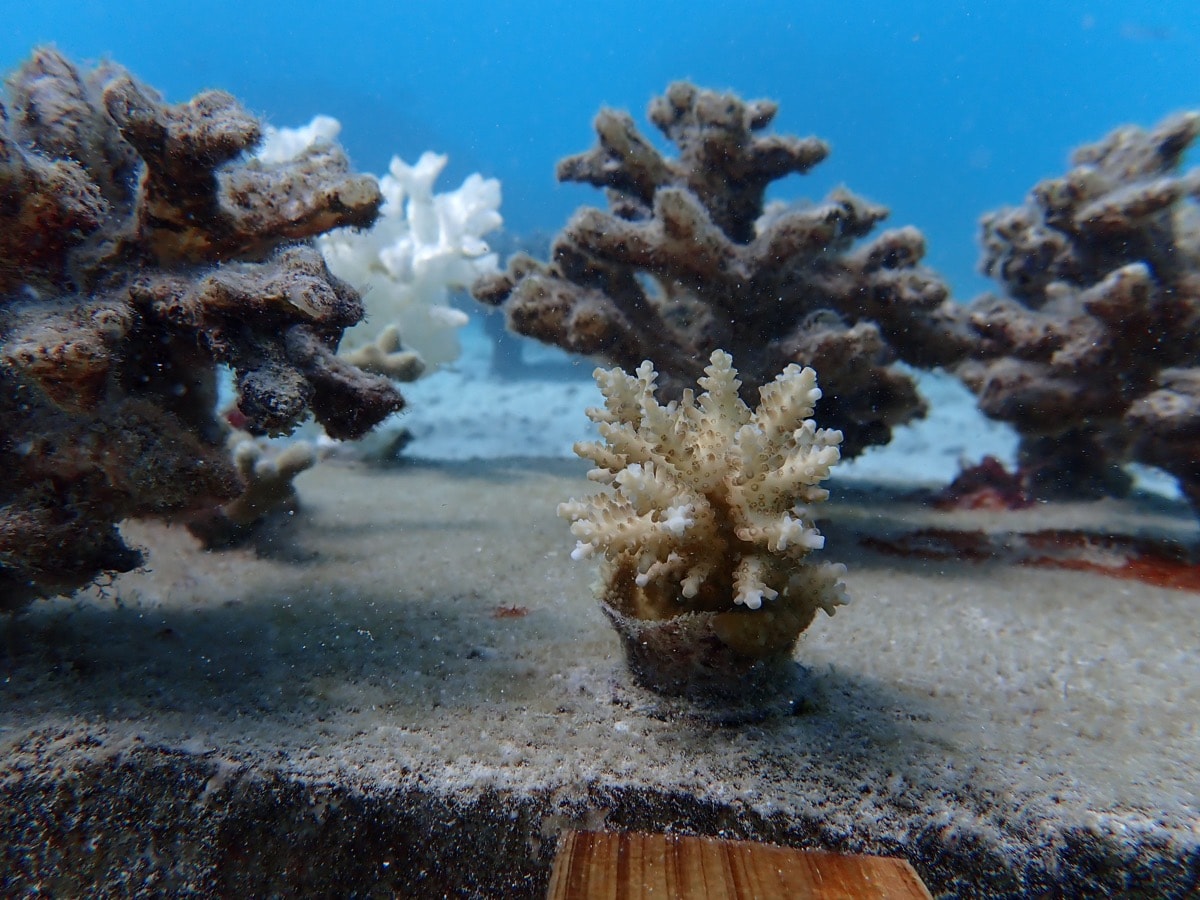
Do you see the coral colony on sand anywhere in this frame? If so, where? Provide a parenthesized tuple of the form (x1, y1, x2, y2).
(946, 114, 1200, 512)
(1, 41, 1196, 668)
(0, 48, 403, 608)
(474, 81, 958, 459)
(558, 350, 847, 703)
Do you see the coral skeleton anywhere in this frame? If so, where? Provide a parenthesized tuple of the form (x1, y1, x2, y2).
(559, 350, 847, 700)
(475, 81, 960, 458)
(263, 117, 504, 377)
(0, 49, 403, 607)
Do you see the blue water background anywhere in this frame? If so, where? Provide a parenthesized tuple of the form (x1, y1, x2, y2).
(5, 1, 1198, 298)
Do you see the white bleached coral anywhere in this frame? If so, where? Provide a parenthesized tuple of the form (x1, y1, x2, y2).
(256, 114, 342, 165)
(320, 149, 502, 373)
(559, 350, 848, 699)
(258, 117, 503, 375)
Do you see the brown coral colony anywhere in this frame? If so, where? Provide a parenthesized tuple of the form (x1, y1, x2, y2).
(954, 112, 1200, 511)
(473, 81, 961, 459)
(0, 48, 403, 607)
(3, 56, 1198, 615)
(476, 80, 1200, 518)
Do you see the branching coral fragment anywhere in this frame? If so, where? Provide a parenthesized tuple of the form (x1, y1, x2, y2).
(559, 350, 847, 700)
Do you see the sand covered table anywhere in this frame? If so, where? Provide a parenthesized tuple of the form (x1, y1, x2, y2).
(2, 460, 1196, 897)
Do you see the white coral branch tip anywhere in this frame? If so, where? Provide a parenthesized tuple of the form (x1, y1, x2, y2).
(660, 504, 694, 535)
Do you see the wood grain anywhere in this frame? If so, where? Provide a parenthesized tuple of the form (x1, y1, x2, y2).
(546, 830, 932, 900)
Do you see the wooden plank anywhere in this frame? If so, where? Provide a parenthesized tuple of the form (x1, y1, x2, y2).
(546, 830, 932, 900)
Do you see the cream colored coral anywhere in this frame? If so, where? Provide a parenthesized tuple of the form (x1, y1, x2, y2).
(559, 350, 847, 659)
(222, 433, 317, 526)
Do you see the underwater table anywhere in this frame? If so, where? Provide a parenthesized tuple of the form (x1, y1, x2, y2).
(1, 459, 1197, 897)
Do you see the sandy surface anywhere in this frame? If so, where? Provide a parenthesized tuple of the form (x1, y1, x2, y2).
(373, 322, 1183, 500)
(380, 327, 1025, 482)
(2, 457, 1197, 896)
